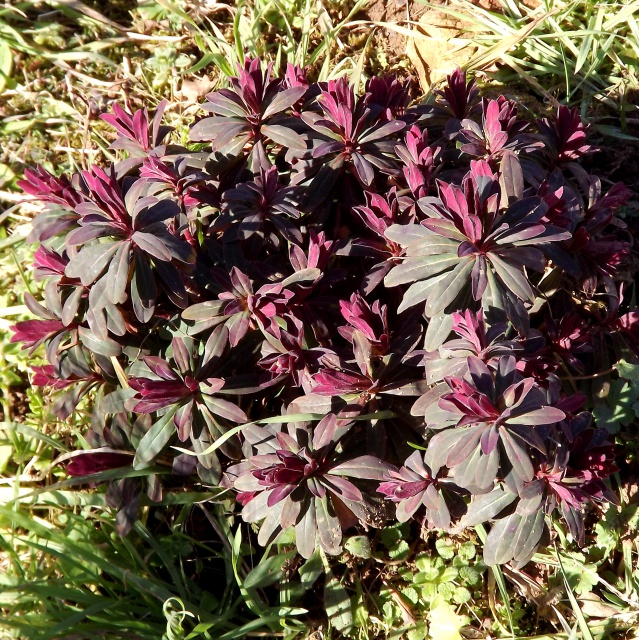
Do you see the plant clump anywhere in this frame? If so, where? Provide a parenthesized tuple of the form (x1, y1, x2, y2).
(14, 59, 632, 569)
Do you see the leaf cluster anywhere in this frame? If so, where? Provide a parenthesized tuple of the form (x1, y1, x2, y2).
(12, 59, 633, 567)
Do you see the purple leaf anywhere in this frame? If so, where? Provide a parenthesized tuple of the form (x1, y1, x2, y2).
(261, 124, 306, 150)
(131, 231, 173, 262)
(329, 455, 391, 480)
(321, 475, 363, 502)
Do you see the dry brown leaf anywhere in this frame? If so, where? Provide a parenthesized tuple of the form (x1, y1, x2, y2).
(180, 77, 215, 106)
(405, 3, 558, 94)
(405, 15, 475, 92)
(578, 593, 621, 619)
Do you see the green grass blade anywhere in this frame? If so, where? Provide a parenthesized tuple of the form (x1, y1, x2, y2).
(475, 524, 515, 637)
(556, 549, 595, 640)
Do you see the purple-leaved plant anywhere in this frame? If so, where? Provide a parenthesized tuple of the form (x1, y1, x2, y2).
(13, 62, 631, 569)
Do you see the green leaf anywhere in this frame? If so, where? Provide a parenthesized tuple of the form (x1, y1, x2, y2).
(423, 258, 474, 317)
(476, 524, 514, 635)
(397, 278, 437, 313)
(299, 550, 323, 589)
(261, 124, 306, 150)
(593, 520, 619, 558)
(415, 553, 438, 574)
(437, 581, 455, 600)
(592, 125, 639, 141)
(105, 241, 131, 305)
(389, 539, 410, 560)
(78, 327, 122, 358)
(0, 444, 12, 474)
(66, 242, 120, 286)
(386, 254, 461, 287)
(615, 359, 639, 381)
(315, 495, 341, 555)
(499, 150, 524, 204)
(558, 553, 599, 596)
(0, 41, 13, 94)
(133, 406, 178, 469)
(458, 542, 476, 561)
(593, 377, 639, 433)
(435, 538, 455, 560)
(557, 551, 595, 640)
(400, 586, 420, 605)
(243, 551, 295, 590)
(428, 600, 469, 640)
(1, 118, 34, 134)
(458, 565, 482, 586)
(381, 523, 407, 548)
(424, 312, 454, 352)
(462, 487, 517, 527)
(324, 567, 353, 632)
(407, 622, 429, 640)
(483, 511, 545, 566)
(131, 249, 156, 323)
(0, 162, 15, 187)
(344, 535, 371, 559)
(453, 586, 472, 604)
(439, 567, 459, 584)
(488, 252, 534, 302)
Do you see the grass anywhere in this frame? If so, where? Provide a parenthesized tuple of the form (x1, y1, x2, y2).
(1, 0, 639, 638)
(0, 496, 293, 640)
(426, 0, 639, 135)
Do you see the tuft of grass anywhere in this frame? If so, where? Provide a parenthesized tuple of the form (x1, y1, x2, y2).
(424, 0, 639, 132)
(0, 496, 269, 640)
(135, 0, 372, 84)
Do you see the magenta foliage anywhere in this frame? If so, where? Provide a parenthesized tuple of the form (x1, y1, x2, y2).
(13, 61, 632, 566)
(378, 450, 454, 529)
(228, 415, 389, 558)
(537, 106, 592, 164)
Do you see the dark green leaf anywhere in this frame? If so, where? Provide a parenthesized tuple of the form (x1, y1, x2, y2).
(261, 124, 306, 150)
(499, 150, 524, 204)
(78, 327, 122, 357)
(462, 487, 517, 527)
(66, 242, 120, 286)
(131, 249, 156, 323)
(243, 551, 296, 590)
(106, 240, 131, 305)
(324, 566, 353, 632)
(133, 406, 178, 469)
(424, 258, 474, 317)
(483, 510, 545, 566)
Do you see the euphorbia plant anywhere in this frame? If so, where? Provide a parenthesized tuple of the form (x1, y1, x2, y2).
(424, 355, 566, 491)
(125, 328, 248, 480)
(227, 414, 389, 558)
(383, 155, 570, 329)
(13, 60, 632, 574)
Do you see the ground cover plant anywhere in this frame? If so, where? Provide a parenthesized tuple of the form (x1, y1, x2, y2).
(6, 40, 639, 635)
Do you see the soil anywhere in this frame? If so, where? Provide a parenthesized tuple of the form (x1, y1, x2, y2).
(363, 0, 505, 71)
(0, 387, 30, 422)
(365, 0, 430, 53)
(83, 0, 138, 25)
(582, 141, 639, 193)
